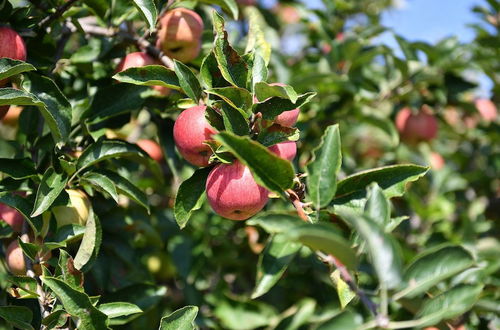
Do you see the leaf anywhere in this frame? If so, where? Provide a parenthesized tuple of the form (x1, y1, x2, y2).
(199, 0, 238, 19)
(333, 164, 429, 208)
(214, 132, 294, 194)
(174, 167, 211, 229)
(174, 60, 202, 102)
(85, 84, 148, 124)
(0, 193, 44, 234)
(244, 7, 271, 65)
(17, 238, 40, 262)
(98, 302, 142, 320)
(254, 82, 298, 103)
(200, 52, 230, 89)
(306, 124, 342, 211)
(219, 103, 250, 136)
(246, 213, 304, 234)
(74, 208, 102, 271)
(207, 87, 253, 115)
(113, 65, 181, 90)
(80, 171, 119, 203)
(245, 52, 268, 90)
(0, 58, 36, 81)
(364, 183, 390, 227)
(42, 310, 68, 328)
(335, 208, 402, 288)
(252, 234, 301, 299)
(0, 158, 37, 180)
(330, 270, 356, 309)
(57, 250, 83, 291)
(414, 284, 483, 328)
(40, 276, 109, 329)
(256, 125, 299, 146)
(286, 223, 357, 270)
(82, 0, 108, 18)
(254, 92, 316, 120)
(212, 12, 249, 88)
(159, 306, 198, 330)
(316, 310, 363, 330)
(0, 306, 33, 330)
(394, 245, 475, 299)
(31, 168, 67, 217)
(132, 0, 157, 29)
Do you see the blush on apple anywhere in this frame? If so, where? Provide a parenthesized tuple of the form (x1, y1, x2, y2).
(268, 141, 297, 161)
(156, 8, 204, 63)
(173, 105, 217, 167)
(475, 98, 498, 122)
(395, 107, 438, 143)
(0, 203, 24, 232)
(137, 139, 163, 163)
(206, 161, 269, 220)
(0, 27, 27, 87)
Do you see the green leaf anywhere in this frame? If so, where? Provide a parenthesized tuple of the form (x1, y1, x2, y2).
(335, 208, 402, 288)
(93, 169, 149, 212)
(173, 60, 202, 102)
(199, 0, 238, 19)
(256, 125, 299, 147)
(159, 306, 198, 330)
(0, 58, 36, 81)
(364, 183, 390, 227)
(17, 238, 40, 262)
(254, 82, 298, 103)
(200, 52, 230, 89)
(244, 7, 271, 65)
(415, 284, 483, 328)
(0, 306, 33, 330)
(174, 167, 211, 229)
(205, 106, 225, 131)
(307, 125, 342, 212)
(82, 0, 108, 18)
(0, 158, 37, 180)
(0, 193, 44, 234)
(394, 245, 475, 299)
(74, 208, 102, 271)
(207, 87, 253, 115)
(132, 0, 157, 29)
(98, 302, 142, 320)
(316, 310, 363, 330)
(330, 270, 356, 309)
(219, 103, 250, 136)
(40, 276, 109, 329)
(246, 213, 304, 234)
(113, 65, 181, 90)
(254, 92, 316, 120)
(252, 234, 301, 299)
(7, 276, 39, 299)
(80, 171, 119, 203)
(57, 250, 83, 291)
(85, 84, 148, 124)
(286, 223, 357, 270)
(31, 168, 68, 217)
(274, 298, 316, 330)
(42, 310, 68, 328)
(214, 132, 294, 194)
(212, 12, 249, 88)
(245, 52, 268, 90)
(333, 164, 429, 208)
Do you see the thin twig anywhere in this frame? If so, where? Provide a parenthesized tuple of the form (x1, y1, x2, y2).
(38, 0, 79, 29)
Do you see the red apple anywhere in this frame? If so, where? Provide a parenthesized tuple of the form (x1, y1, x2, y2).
(276, 4, 300, 24)
(1, 105, 22, 125)
(173, 105, 217, 167)
(156, 8, 204, 63)
(137, 139, 163, 162)
(429, 152, 445, 170)
(475, 98, 498, 122)
(0, 203, 24, 232)
(206, 161, 269, 220)
(6, 240, 26, 275)
(115, 52, 170, 96)
(256, 83, 300, 127)
(395, 107, 438, 143)
(0, 27, 27, 86)
(268, 141, 297, 161)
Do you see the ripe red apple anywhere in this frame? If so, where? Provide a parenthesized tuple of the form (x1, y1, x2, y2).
(0, 203, 24, 232)
(206, 161, 269, 220)
(256, 83, 300, 127)
(137, 139, 163, 162)
(475, 98, 498, 122)
(115, 52, 170, 96)
(0, 27, 27, 86)
(395, 107, 438, 143)
(268, 141, 297, 161)
(52, 189, 91, 228)
(429, 152, 445, 170)
(156, 8, 204, 63)
(173, 105, 217, 167)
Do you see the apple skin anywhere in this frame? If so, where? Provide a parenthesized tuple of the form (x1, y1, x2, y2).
(0, 27, 27, 86)
(116, 52, 170, 96)
(156, 8, 204, 63)
(268, 141, 297, 161)
(173, 105, 217, 167)
(475, 98, 498, 122)
(0, 105, 9, 120)
(268, 83, 300, 127)
(52, 189, 91, 228)
(137, 139, 163, 162)
(0, 203, 24, 232)
(429, 152, 445, 170)
(206, 161, 269, 220)
(395, 107, 438, 143)
(6, 240, 51, 275)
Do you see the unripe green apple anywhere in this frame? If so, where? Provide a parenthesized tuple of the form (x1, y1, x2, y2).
(155, 8, 204, 63)
(206, 161, 269, 220)
(52, 189, 91, 228)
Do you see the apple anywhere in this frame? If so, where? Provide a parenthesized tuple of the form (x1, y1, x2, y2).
(268, 141, 297, 161)
(156, 8, 204, 63)
(255, 83, 300, 127)
(276, 4, 300, 24)
(395, 107, 438, 143)
(115, 52, 170, 96)
(137, 139, 163, 162)
(6, 239, 51, 275)
(475, 98, 498, 122)
(173, 105, 217, 167)
(0, 27, 27, 86)
(1, 105, 23, 125)
(429, 152, 445, 170)
(52, 189, 91, 228)
(0, 203, 24, 232)
(0, 105, 9, 120)
(206, 161, 269, 220)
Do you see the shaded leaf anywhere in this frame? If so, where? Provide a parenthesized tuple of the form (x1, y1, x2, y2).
(159, 305, 198, 330)
(132, 0, 157, 29)
(74, 208, 102, 272)
(31, 168, 67, 217)
(0, 58, 36, 81)
(0, 158, 37, 180)
(174, 60, 202, 102)
(174, 167, 211, 229)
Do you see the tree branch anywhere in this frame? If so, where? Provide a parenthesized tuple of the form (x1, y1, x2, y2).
(38, 0, 79, 29)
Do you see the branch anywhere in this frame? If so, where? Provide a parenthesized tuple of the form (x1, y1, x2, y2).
(38, 0, 79, 29)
